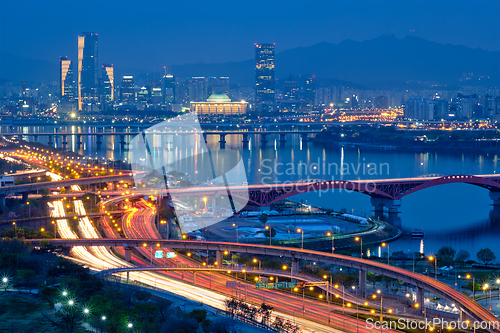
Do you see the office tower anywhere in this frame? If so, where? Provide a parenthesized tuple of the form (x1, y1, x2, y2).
(136, 86, 150, 104)
(404, 97, 435, 120)
(283, 78, 299, 101)
(60, 56, 74, 101)
(304, 75, 315, 105)
(101, 64, 114, 102)
(185, 77, 208, 102)
(162, 73, 176, 103)
(207, 77, 229, 96)
(121, 75, 135, 102)
(255, 43, 275, 105)
(77, 32, 98, 111)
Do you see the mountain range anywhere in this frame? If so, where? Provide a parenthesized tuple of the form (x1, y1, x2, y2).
(1, 34, 498, 88)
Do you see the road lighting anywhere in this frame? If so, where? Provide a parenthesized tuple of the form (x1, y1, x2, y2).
(265, 225, 272, 245)
(323, 274, 332, 304)
(466, 274, 476, 299)
(429, 256, 437, 280)
(372, 290, 384, 326)
(253, 258, 261, 270)
(203, 197, 207, 212)
(327, 232, 334, 253)
(12, 222, 16, 238)
(297, 228, 304, 249)
(355, 236, 362, 258)
(232, 223, 238, 243)
(52, 221, 57, 238)
(381, 242, 390, 265)
(483, 284, 492, 307)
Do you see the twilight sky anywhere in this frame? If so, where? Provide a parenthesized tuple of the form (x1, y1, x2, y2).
(0, 0, 499, 72)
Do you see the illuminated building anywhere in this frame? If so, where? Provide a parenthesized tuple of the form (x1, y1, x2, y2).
(151, 88, 162, 104)
(162, 74, 175, 103)
(283, 78, 299, 100)
(101, 64, 114, 102)
(136, 86, 150, 104)
(255, 43, 275, 108)
(60, 56, 74, 101)
(191, 92, 247, 116)
(304, 75, 315, 105)
(77, 32, 98, 111)
(121, 75, 135, 102)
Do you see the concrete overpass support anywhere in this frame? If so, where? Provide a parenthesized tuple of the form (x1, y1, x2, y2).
(489, 191, 500, 206)
(112, 181, 118, 191)
(216, 251, 223, 267)
(260, 134, 268, 147)
(21, 192, 28, 204)
(119, 135, 126, 149)
(359, 269, 367, 298)
(416, 287, 424, 313)
(241, 134, 249, 144)
(212, 197, 216, 214)
(219, 134, 226, 149)
(96, 134, 103, 145)
(0, 195, 5, 207)
(48, 135, 54, 146)
(126, 271, 130, 284)
(291, 258, 300, 277)
(64, 186, 71, 194)
(33, 135, 38, 143)
(125, 247, 133, 262)
(279, 133, 286, 144)
(370, 197, 401, 214)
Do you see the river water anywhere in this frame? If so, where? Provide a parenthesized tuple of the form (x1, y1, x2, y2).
(5, 124, 500, 259)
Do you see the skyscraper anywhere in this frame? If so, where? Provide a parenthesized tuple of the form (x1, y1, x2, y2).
(101, 64, 114, 102)
(255, 43, 275, 107)
(162, 74, 176, 103)
(78, 32, 98, 111)
(121, 75, 135, 102)
(60, 56, 74, 101)
(304, 75, 316, 106)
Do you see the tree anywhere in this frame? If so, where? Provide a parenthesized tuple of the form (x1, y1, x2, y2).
(477, 248, 496, 265)
(264, 228, 276, 239)
(189, 308, 207, 324)
(437, 246, 456, 266)
(259, 215, 268, 225)
(455, 250, 470, 268)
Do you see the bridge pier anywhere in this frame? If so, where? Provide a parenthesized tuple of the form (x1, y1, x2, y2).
(48, 135, 54, 146)
(260, 134, 268, 147)
(21, 192, 28, 204)
(216, 251, 223, 267)
(279, 133, 286, 145)
(359, 269, 367, 298)
(301, 133, 309, 143)
(62, 135, 68, 147)
(416, 287, 424, 313)
(370, 197, 401, 214)
(119, 135, 126, 149)
(76, 135, 82, 147)
(489, 191, 500, 206)
(193, 272, 196, 285)
(126, 271, 130, 284)
(241, 134, 249, 145)
(112, 181, 118, 191)
(125, 247, 133, 262)
(96, 134, 103, 145)
(33, 135, 38, 143)
(291, 258, 300, 277)
(219, 134, 226, 149)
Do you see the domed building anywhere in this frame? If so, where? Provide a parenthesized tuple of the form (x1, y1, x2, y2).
(191, 92, 247, 116)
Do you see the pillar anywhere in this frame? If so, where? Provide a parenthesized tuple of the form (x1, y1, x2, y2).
(64, 186, 71, 194)
(112, 181, 118, 191)
(119, 135, 126, 149)
(370, 197, 402, 214)
(33, 135, 38, 143)
(193, 272, 196, 285)
(219, 134, 226, 149)
(62, 135, 68, 147)
(261, 134, 268, 147)
(291, 258, 300, 277)
(126, 271, 130, 284)
(242, 134, 249, 144)
(279, 133, 286, 144)
(0, 195, 5, 207)
(212, 197, 216, 214)
(489, 191, 500, 206)
(416, 286, 424, 313)
(96, 134, 103, 145)
(48, 135, 54, 146)
(359, 269, 367, 298)
(216, 251, 223, 267)
(125, 247, 133, 262)
(301, 133, 309, 143)
(21, 192, 28, 203)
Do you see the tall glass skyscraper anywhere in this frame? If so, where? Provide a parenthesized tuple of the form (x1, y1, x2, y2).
(255, 43, 275, 104)
(162, 74, 176, 103)
(78, 32, 98, 111)
(102, 64, 114, 102)
(60, 56, 74, 101)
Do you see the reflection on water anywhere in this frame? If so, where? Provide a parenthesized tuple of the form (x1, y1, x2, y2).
(7, 125, 500, 256)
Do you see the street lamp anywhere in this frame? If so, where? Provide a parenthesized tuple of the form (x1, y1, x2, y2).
(12, 222, 17, 238)
(323, 274, 332, 304)
(327, 232, 334, 253)
(381, 242, 389, 265)
(203, 197, 207, 212)
(52, 221, 57, 238)
(253, 258, 261, 270)
(497, 279, 500, 300)
(355, 237, 362, 258)
(483, 284, 492, 307)
(372, 290, 384, 325)
(233, 223, 238, 243)
(265, 225, 272, 246)
(429, 256, 437, 280)
(466, 274, 476, 299)
(297, 228, 304, 249)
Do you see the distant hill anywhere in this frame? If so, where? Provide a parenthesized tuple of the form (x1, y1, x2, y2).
(1, 35, 499, 88)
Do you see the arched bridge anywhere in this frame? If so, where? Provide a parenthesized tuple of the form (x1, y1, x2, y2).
(26, 238, 500, 331)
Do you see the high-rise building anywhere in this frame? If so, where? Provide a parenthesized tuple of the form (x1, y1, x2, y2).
(60, 56, 74, 101)
(121, 75, 135, 102)
(374, 96, 389, 109)
(283, 79, 299, 101)
(185, 77, 208, 103)
(77, 32, 99, 111)
(162, 74, 176, 103)
(304, 75, 315, 105)
(404, 97, 435, 120)
(101, 64, 114, 102)
(255, 43, 275, 105)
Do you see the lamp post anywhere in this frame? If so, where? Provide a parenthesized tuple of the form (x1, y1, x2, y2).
(496, 279, 500, 300)
(203, 197, 207, 212)
(253, 258, 261, 270)
(323, 275, 332, 304)
(297, 228, 304, 249)
(429, 256, 437, 280)
(12, 222, 17, 238)
(52, 220, 57, 238)
(265, 225, 272, 246)
(233, 223, 238, 243)
(327, 232, 334, 253)
(381, 242, 389, 265)
(355, 236, 362, 258)
(373, 290, 383, 332)
(483, 284, 491, 307)
(466, 274, 475, 298)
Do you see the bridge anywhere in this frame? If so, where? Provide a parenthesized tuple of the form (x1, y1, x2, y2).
(0, 173, 134, 204)
(1, 130, 322, 149)
(26, 238, 499, 331)
(133, 174, 500, 213)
